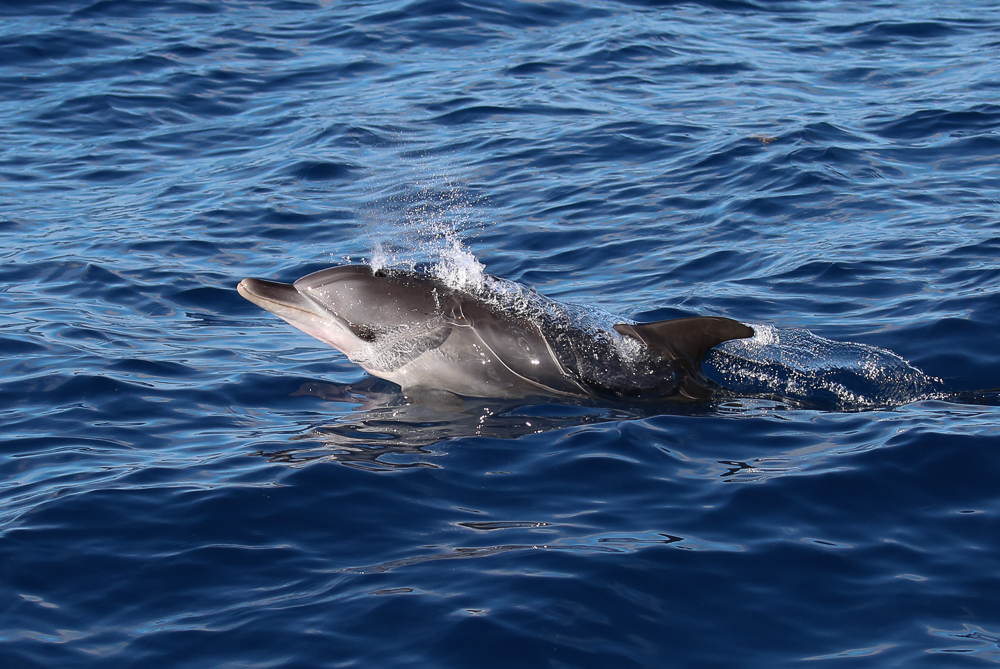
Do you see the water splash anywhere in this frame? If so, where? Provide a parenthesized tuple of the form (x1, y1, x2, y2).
(431, 237, 485, 291)
(707, 324, 944, 410)
(363, 180, 486, 291)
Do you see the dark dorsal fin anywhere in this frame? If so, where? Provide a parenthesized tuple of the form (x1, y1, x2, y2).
(614, 317, 754, 365)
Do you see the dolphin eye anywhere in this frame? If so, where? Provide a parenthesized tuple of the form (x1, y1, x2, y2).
(352, 323, 379, 343)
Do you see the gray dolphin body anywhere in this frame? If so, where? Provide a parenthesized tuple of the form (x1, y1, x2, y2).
(237, 265, 754, 402)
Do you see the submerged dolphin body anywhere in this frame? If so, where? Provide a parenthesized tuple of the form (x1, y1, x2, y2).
(237, 265, 754, 402)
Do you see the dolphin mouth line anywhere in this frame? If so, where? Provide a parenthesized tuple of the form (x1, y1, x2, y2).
(238, 278, 331, 320)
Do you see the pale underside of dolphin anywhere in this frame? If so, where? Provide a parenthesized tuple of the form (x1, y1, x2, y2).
(237, 265, 754, 402)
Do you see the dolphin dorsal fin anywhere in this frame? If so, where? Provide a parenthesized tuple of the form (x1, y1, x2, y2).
(614, 317, 754, 364)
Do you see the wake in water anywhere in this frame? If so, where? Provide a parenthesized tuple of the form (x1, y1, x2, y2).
(706, 325, 945, 411)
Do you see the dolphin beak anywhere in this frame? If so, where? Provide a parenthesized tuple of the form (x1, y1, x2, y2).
(237, 277, 339, 324)
(237, 278, 312, 314)
(238, 277, 360, 352)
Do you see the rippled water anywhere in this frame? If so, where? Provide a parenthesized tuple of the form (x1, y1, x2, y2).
(3, 1, 1000, 666)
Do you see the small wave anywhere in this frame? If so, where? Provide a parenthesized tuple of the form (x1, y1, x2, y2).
(707, 324, 943, 410)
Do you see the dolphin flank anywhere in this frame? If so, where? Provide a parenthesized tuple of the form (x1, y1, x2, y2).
(237, 265, 754, 401)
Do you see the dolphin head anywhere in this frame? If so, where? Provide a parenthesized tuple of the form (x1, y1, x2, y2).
(238, 265, 582, 397)
(237, 265, 461, 364)
(292, 265, 449, 336)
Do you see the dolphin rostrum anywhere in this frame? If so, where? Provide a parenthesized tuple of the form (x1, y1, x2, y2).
(237, 265, 754, 402)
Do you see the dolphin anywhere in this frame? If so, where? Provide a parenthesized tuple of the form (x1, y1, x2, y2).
(237, 265, 754, 402)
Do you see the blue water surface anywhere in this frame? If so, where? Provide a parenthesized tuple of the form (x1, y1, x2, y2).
(3, 0, 1000, 666)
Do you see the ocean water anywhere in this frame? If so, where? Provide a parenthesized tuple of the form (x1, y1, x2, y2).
(3, 0, 1000, 667)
